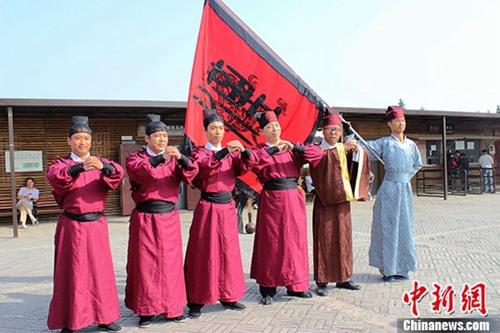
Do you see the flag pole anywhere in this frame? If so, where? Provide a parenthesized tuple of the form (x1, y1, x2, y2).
(338, 113, 385, 166)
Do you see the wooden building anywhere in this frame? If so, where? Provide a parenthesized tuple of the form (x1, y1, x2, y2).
(2, 99, 499, 229)
(0, 99, 186, 228)
(340, 106, 500, 165)
(338, 107, 500, 197)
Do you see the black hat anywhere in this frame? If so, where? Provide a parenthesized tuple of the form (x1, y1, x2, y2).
(255, 111, 278, 129)
(203, 109, 224, 130)
(69, 116, 92, 137)
(145, 114, 168, 135)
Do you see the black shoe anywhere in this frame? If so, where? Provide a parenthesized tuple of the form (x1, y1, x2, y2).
(382, 275, 396, 282)
(138, 315, 154, 328)
(336, 281, 361, 290)
(60, 329, 74, 333)
(393, 275, 409, 280)
(98, 322, 122, 331)
(188, 303, 203, 318)
(286, 290, 313, 298)
(316, 284, 329, 297)
(170, 314, 187, 323)
(189, 309, 201, 318)
(261, 295, 273, 305)
(221, 301, 246, 310)
(259, 286, 277, 298)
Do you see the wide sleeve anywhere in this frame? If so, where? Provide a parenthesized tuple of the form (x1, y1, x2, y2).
(303, 144, 324, 168)
(246, 147, 267, 176)
(126, 152, 168, 181)
(232, 149, 256, 177)
(411, 142, 423, 178)
(349, 147, 372, 201)
(363, 138, 385, 162)
(46, 158, 77, 207)
(101, 158, 125, 190)
(190, 148, 221, 180)
(291, 143, 324, 168)
(176, 154, 199, 185)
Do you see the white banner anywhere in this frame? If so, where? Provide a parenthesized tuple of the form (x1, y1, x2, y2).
(5, 151, 44, 172)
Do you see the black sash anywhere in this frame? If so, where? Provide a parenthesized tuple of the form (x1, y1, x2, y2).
(201, 191, 233, 204)
(63, 210, 104, 222)
(136, 200, 176, 214)
(263, 177, 298, 191)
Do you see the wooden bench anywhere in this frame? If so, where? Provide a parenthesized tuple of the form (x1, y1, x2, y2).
(33, 194, 62, 216)
(0, 193, 61, 219)
(0, 201, 14, 218)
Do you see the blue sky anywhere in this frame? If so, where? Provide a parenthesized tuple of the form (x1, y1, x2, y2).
(1, 0, 499, 112)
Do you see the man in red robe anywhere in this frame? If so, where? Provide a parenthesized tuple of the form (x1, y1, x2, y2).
(309, 110, 371, 296)
(249, 111, 323, 305)
(47, 116, 124, 333)
(184, 110, 252, 318)
(124, 114, 198, 328)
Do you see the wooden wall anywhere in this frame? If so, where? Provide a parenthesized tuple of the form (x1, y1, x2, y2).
(2, 107, 499, 221)
(346, 115, 500, 140)
(0, 109, 184, 220)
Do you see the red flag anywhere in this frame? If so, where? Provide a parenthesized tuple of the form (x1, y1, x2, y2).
(185, 0, 324, 194)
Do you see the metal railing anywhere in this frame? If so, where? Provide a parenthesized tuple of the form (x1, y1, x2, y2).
(416, 167, 445, 197)
(416, 165, 497, 197)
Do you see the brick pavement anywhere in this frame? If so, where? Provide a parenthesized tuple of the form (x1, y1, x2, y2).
(0, 194, 498, 332)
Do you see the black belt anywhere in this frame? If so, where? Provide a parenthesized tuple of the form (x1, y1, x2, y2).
(63, 210, 104, 222)
(263, 177, 298, 191)
(201, 191, 233, 204)
(136, 200, 176, 214)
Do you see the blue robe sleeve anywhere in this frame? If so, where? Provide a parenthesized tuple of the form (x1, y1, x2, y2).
(364, 138, 385, 162)
(411, 142, 423, 178)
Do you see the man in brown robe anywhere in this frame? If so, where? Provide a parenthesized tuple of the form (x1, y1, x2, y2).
(309, 109, 371, 296)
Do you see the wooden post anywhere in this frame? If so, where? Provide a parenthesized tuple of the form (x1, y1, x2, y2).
(442, 116, 448, 200)
(7, 106, 18, 237)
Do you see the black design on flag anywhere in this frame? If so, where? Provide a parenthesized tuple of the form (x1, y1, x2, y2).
(185, 0, 325, 193)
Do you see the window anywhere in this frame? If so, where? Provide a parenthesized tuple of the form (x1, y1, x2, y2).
(426, 140, 442, 165)
(426, 139, 482, 165)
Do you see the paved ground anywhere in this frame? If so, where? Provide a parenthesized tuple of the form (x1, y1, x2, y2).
(0, 193, 499, 332)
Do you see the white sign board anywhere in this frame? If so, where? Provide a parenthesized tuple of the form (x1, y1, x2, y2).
(165, 125, 185, 136)
(5, 151, 44, 172)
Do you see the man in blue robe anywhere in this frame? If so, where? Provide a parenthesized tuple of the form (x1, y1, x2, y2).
(363, 106, 422, 282)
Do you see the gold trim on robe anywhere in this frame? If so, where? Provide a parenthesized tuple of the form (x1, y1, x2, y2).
(336, 143, 354, 201)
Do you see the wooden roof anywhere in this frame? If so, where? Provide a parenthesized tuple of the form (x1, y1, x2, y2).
(2, 98, 500, 120)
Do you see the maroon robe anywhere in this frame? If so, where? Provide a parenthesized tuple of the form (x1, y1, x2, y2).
(309, 144, 370, 283)
(46, 156, 124, 331)
(125, 149, 198, 317)
(184, 147, 251, 304)
(249, 144, 323, 291)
